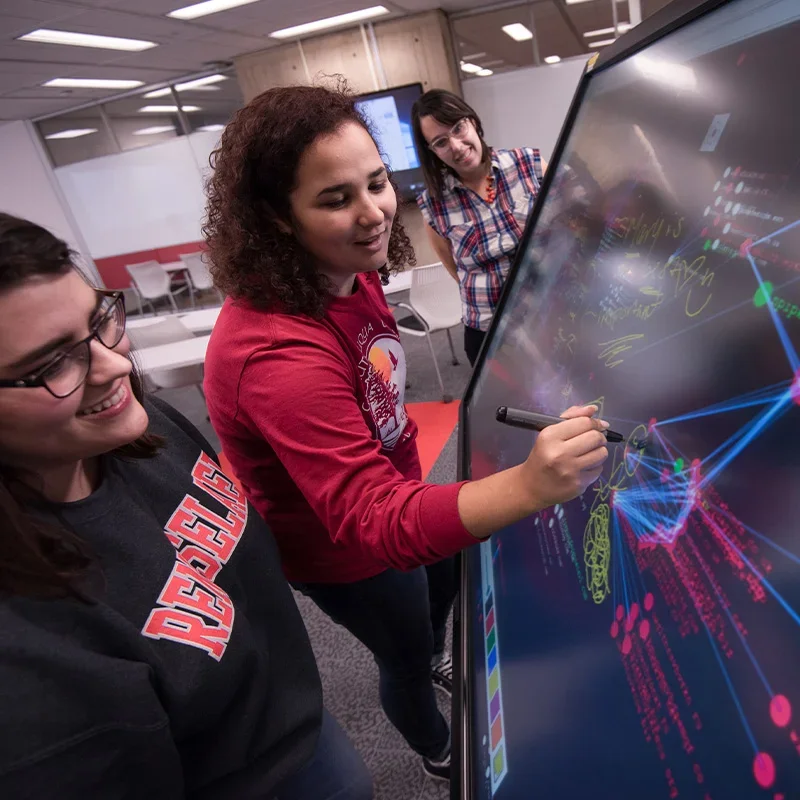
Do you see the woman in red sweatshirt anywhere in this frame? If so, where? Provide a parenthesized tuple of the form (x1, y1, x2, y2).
(203, 84, 609, 781)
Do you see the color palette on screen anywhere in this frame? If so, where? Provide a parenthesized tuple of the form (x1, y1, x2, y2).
(481, 539, 508, 794)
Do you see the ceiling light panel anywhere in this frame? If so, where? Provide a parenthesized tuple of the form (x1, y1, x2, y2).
(139, 105, 201, 112)
(583, 23, 632, 37)
(144, 74, 227, 99)
(18, 29, 156, 52)
(134, 126, 176, 136)
(45, 128, 98, 140)
(43, 78, 144, 89)
(168, 0, 263, 20)
(502, 23, 533, 42)
(270, 6, 390, 39)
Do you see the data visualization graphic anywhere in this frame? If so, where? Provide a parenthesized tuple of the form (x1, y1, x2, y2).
(463, 3, 800, 798)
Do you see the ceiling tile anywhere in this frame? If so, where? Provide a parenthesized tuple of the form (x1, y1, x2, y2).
(53, 8, 202, 42)
(0, 1, 85, 23)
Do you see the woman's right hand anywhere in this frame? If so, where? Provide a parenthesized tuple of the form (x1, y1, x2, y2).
(519, 405, 609, 509)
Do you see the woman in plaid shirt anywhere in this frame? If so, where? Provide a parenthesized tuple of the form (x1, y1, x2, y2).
(412, 90, 546, 366)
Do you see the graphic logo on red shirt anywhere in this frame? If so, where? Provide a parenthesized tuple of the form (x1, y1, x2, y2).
(141, 451, 248, 661)
(358, 324, 408, 450)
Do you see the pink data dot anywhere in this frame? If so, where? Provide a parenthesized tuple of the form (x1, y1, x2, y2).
(639, 620, 651, 641)
(644, 593, 655, 611)
(740, 237, 754, 257)
(621, 635, 632, 655)
(791, 371, 800, 407)
(753, 752, 776, 789)
(660, 468, 670, 484)
(770, 695, 792, 728)
(616, 604, 625, 621)
(625, 615, 635, 633)
(610, 621, 620, 638)
(630, 603, 640, 622)
(648, 417, 658, 432)
(701, 227, 708, 237)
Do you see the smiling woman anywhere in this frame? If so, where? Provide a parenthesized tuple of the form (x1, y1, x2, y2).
(202, 82, 609, 786)
(0, 213, 375, 800)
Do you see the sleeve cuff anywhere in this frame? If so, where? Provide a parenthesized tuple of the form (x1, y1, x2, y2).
(419, 481, 478, 557)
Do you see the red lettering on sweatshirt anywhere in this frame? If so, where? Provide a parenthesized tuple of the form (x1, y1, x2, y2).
(143, 454, 249, 660)
(142, 606, 231, 661)
(164, 495, 244, 562)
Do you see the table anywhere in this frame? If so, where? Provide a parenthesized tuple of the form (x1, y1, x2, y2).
(135, 335, 211, 375)
(128, 306, 222, 335)
(382, 270, 413, 295)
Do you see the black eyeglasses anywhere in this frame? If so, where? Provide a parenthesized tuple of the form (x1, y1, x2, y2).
(0, 291, 127, 399)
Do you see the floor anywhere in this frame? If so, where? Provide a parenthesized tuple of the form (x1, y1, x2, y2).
(159, 301, 472, 800)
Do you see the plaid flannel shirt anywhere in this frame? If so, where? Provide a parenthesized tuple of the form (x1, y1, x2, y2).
(417, 148, 543, 332)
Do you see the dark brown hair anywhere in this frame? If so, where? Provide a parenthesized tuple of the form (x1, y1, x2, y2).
(204, 82, 416, 319)
(0, 213, 163, 598)
(411, 89, 491, 202)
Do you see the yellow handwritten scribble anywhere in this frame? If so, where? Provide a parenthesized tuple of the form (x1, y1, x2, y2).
(584, 503, 611, 604)
(581, 424, 648, 605)
(668, 255, 714, 318)
(597, 333, 646, 368)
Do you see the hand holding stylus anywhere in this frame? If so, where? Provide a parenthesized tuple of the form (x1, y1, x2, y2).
(518, 404, 610, 508)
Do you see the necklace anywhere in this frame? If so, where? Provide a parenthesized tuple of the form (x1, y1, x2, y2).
(485, 172, 496, 203)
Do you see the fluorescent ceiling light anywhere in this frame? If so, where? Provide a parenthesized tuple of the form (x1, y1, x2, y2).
(462, 52, 486, 60)
(460, 62, 482, 74)
(45, 128, 98, 140)
(144, 74, 227, 98)
(43, 78, 144, 90)
(567, 0, 625, 4)
(18, 29, 156, 51)
(502, 23, 533, 42)
(198, 123, 226, 132)
(133, 125, 176, 136)
(591, 38, 617, 47)
(583, 23, 632, 37)
(482, 59, 505, 67)
(168, 0, 261, 19)
(476, 68, 493, 77)
(270, 6, 390, 39)
(139, 105, 200, 112)
(544, 55, 561, 64)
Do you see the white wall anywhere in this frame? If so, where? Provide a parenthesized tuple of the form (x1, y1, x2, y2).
(463, 56, 589, 162)
(0, 121, 98, 280)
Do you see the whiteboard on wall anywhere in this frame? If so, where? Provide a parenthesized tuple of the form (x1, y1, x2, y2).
(463, 56, 589, 163)
(55, 137, 207, 259)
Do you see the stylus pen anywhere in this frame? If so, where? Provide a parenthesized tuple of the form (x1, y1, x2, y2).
(496, 406, 626, 443)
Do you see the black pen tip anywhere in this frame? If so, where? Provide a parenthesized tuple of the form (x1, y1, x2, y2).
(496, 407, 507, 422)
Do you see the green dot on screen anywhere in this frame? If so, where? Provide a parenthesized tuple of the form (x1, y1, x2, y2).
(704, 240, 712, 251)
(673, 458, 685, 474)
(753, 282, 774, 308)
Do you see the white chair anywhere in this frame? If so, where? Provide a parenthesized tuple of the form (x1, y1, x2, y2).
(126, 261, 189, 314)
(394, 262, 461, 404)
(128, 316, 205, 401)
(180, 252, 223, 306)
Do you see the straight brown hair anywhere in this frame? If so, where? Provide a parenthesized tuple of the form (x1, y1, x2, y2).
(0, 213, 164, 599)
(411, 89, 491, 202)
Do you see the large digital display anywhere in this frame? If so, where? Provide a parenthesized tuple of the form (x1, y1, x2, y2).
(461, 0, 800, 797)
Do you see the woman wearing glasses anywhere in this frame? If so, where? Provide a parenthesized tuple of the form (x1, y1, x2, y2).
(411, 89, 546, 366)
(0, 213, 372, 798)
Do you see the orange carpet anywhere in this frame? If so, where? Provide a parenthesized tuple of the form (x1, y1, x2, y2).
(407, 400, 460, 479)
(219, 401, 459, 486)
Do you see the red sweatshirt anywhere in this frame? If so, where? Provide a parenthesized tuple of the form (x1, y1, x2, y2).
(204, 271, 475, 584)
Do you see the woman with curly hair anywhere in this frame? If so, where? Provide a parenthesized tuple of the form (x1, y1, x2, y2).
(203, 83, 609, 782)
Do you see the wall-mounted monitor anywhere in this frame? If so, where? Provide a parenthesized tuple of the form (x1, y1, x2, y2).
(356, 82, 425, 201)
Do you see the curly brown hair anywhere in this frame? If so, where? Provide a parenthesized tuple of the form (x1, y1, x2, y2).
(204, 82, 416, 319)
